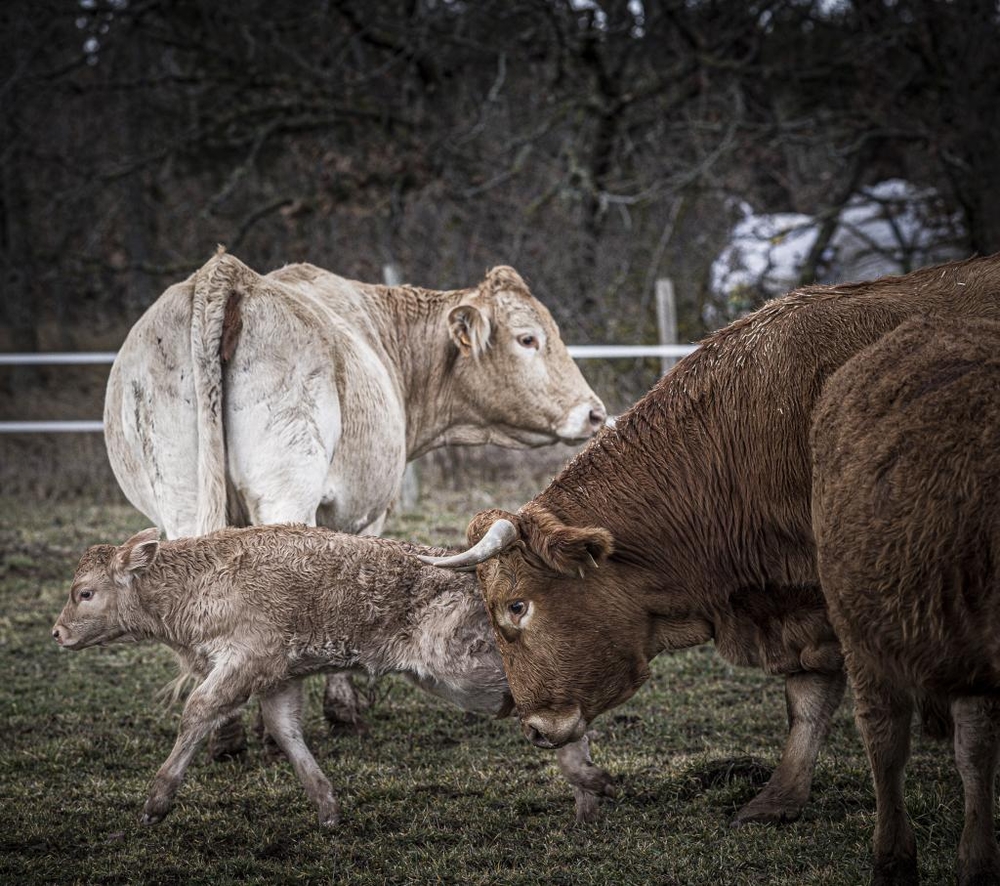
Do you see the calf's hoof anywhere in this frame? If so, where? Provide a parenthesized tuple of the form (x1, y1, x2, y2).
(318, 799, 342, 829)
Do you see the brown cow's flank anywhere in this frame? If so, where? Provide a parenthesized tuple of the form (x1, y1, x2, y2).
(812, 316, 1000, 883)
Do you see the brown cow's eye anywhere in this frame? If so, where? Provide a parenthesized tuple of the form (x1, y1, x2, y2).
(508, 600, 527, 620)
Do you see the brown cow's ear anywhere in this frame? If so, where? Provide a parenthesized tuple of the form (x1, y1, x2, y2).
(113, 528, 160, 575)
(521, 506, 613, 578)
(448, 303, 491, 359)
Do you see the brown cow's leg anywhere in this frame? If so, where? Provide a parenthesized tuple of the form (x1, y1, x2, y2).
(260, 680, 341, 828)
(953, 695, 1000, 886)
(854, 671, 917, 886)
(554, 732, 616, 823)
(731, 669, 846, 826)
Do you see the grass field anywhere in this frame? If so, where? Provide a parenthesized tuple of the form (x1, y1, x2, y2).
(0, 490, 972, 885)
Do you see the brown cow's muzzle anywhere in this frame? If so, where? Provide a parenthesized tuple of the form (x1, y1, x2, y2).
(521, 707, 587, 749)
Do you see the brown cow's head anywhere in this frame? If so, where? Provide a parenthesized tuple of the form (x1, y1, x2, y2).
(419, 505, 652, 748)
(52, 529, 160, 650)
(446, 266, 606, 447)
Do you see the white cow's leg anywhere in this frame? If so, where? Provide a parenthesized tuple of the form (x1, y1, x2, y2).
(143, 672, 249, 824)
(259, 681, 341, 827)
(207, 454, 326, 759)
(320, 508, 388, 734)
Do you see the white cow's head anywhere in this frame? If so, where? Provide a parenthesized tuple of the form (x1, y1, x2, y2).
(445, 266, 606, 448)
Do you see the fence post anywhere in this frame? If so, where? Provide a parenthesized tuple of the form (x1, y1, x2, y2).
(656, 277, 678, 375)
(384, 262, 420, 513)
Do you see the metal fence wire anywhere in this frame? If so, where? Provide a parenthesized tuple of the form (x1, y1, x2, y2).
(0, 345, 699, 433)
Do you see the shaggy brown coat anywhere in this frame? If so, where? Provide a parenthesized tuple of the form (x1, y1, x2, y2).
(52, 526, 613, 827)
(430, 254, 1000, 825)
(812, 316, 1000, 886)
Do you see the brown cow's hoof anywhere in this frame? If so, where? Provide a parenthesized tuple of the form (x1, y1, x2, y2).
(958, 864, 1000, 886)
(729, 795, 803, 827)
(873, 854, 919, 886)
(140, 798, 171, 826)
(572, 788, 604, 824)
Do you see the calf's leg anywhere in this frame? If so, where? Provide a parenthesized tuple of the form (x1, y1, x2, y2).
(853, 671, 917, 886)
(259, 681, 341, 827)
(952, 695, 1000, 886)
(732, 668, 846, 825)
(143, 673, 249, 824)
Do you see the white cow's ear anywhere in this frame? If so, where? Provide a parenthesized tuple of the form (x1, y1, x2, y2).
(448, 304, 491, 359)
(114, 527, 161, 574)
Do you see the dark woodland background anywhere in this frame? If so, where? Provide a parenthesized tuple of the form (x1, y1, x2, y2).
(2, 0, 1000, 417)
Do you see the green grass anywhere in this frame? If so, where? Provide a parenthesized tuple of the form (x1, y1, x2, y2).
(0, 495, 972, 885)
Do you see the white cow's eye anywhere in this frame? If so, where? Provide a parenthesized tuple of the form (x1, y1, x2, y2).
(79, 589, 94, 601)
(517, 334, 539, 350)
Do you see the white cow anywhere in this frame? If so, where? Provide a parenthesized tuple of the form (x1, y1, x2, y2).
(106, 251, 605, 538)
(104, 250, 606, 745)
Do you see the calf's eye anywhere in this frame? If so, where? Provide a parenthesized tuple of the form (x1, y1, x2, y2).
(79, 589, 93, 601)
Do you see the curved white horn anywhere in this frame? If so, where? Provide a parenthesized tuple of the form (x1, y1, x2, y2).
(417, 518, 519, 570)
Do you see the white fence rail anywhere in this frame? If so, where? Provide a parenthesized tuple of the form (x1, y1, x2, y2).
(0, 345, 700, 433)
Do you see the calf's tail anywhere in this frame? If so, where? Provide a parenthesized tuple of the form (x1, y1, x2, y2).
(190, 247, 248, 535)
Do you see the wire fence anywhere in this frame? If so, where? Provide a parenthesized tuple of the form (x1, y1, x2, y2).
(0, 344, 700, 433)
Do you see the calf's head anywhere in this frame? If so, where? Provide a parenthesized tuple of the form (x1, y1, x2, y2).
(448, 266, 606, 446)
(52, 528, 160, 650)
(419, 506, 651, 748)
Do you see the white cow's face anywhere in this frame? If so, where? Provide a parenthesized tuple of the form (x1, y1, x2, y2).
(448, 267, 606, 447)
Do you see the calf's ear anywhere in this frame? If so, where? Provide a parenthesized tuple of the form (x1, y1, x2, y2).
(521, 506, 613, 578)
(448, 303, 491, 359)
(113, 528, 161, 574)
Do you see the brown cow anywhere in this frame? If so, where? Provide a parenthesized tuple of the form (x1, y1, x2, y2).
(421, 254, 1000, 825)
(52, 526, 614, 827)
(813, 316, 1000, 886)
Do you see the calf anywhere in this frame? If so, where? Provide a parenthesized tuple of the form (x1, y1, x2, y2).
(812, 316, 1000, 885)
(52, 525, 613, 827)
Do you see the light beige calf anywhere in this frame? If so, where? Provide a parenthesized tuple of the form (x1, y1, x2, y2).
(53, 526, 613, 827)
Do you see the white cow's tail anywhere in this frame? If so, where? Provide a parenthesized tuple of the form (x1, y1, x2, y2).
(190, 247, 246, 535)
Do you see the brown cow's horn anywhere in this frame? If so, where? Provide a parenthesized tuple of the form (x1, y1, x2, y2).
(417, 518, 518, 569)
